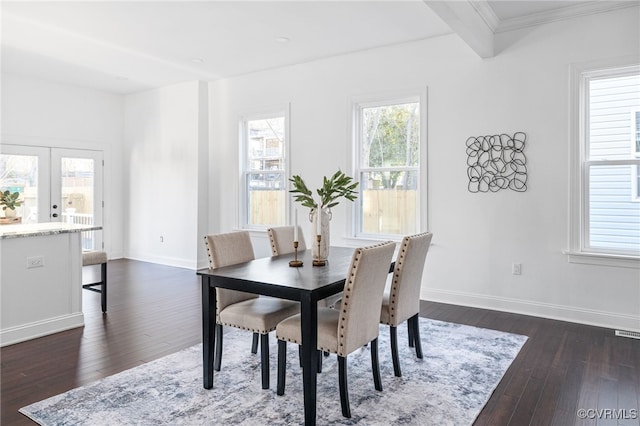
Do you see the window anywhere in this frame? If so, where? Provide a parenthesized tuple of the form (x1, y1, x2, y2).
(352, 92, 426, 238)
(570, 64, 640, 262)
(240, 110, 288, 229)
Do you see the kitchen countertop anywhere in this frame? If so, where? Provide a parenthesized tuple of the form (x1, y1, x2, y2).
(0, 222, 102, 239)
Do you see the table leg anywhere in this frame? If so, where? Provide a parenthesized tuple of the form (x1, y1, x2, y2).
(202, 276, 216, 389)
(300, 293, 318, 425)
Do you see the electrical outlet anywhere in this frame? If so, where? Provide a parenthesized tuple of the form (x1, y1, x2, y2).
(512, 263, 522, 275)
(27, 256, 44, 268)
(160, 235, 164, 243)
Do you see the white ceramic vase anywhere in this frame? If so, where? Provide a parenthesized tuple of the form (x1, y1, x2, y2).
(310, 207, 331, 261)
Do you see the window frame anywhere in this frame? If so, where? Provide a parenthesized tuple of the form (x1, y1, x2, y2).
(349, 89, 428, 241)
(568, 60, 640, 267)
(631, 108, 640, 202)
(238, 105, 290, 231)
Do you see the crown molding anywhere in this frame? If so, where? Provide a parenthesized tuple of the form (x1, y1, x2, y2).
(495, 1, 639, 33)
(470, 0, 500, 33)
(425, 0, 495, 58)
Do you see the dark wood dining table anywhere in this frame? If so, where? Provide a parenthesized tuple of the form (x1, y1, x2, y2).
(196, 246, 358, 425)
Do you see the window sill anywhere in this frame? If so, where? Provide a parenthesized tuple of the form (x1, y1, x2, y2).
(343, 235, 402, 244)
(564, 251, 640, 269)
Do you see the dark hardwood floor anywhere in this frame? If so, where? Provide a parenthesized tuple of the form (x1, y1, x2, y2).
(1, 259, 638, 425)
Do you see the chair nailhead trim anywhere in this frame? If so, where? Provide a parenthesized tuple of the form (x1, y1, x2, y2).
(220, 321, 274, 334)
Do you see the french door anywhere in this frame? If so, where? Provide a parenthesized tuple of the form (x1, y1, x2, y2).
(0, 145, 104, 250)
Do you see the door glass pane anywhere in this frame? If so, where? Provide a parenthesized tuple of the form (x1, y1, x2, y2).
(60, 157, 96, 249)
(0, 154, 38, 223)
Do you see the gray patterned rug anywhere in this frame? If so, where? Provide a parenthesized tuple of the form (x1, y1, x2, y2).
(20, 318, 527, 425)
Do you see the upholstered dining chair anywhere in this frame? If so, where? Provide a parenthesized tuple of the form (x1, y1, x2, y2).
(275, 241, 396, 418)
(267, 225, 306, 255)
(380, 232, 433, 377)
(235, 226, 306, 357)
(204, 231, 300, 390)
(267, 225, 341, 309)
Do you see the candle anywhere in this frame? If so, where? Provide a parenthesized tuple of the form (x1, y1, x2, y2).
(294, 209, 298, 241)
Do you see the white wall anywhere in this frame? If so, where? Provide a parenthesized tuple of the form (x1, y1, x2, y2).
(123, 81, 208, 269)
(1, 74, 125, 258)
(209, 7, 640, 331)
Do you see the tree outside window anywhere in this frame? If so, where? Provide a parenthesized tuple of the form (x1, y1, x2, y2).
(355, 97, 422, 236)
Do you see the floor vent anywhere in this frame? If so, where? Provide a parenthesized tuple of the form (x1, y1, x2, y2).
(615, 330, 640, 340)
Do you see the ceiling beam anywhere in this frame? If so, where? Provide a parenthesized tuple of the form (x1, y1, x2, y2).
(424, 0, 496, 58)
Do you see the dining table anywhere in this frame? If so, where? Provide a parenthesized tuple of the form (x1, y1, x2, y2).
(197, 246, 362, 425)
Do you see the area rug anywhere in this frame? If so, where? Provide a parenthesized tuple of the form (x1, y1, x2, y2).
(20, 318, 527, 425)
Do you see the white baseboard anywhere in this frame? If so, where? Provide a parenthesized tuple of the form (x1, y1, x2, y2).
(108, 250, 125, 260)
(0, 313, 84, 347)
(124, 252, 197, 270)
(197, 257, 209, 270)
(424, 288, 640, 333)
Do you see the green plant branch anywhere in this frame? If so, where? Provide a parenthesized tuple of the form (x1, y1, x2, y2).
(290, 170, 358, 209)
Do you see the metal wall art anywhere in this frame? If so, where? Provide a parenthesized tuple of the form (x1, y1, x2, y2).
(465, 132, 527, 193)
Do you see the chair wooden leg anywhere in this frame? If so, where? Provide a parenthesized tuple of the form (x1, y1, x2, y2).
(261, 333, 269, 389)
(390, 326, 402, 377)
(411, 314, 423, 359)
(100, 262, 107, 313)
(408, 319, 415, 347)
(251, 332, 259, 354)
(277, 340, 287, 396)
(338, 356, 351, 418)
(214, 323, 223, 371)
(371, 338, 382, 391)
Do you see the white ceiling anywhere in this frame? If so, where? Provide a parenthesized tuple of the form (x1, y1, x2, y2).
(1, 1, 636, 94)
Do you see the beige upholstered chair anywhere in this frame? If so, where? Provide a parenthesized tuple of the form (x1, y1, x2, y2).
(380, 232, 433, 377)
(267, 225, 341, 309)
(276, 241, 396, 418)
(245, 225, 305, 357)
(267, 225, 306, 255)
(204, 231, 300, 390)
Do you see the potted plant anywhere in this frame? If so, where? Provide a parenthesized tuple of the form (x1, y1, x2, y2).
(290, 170, 358, 260)
(1, 190, 23, 223)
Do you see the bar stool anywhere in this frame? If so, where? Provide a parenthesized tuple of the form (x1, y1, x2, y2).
(82, 250, 107, 313)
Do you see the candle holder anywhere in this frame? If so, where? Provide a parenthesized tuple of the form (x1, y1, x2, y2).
(289, 241, 303, 267)
(312, 234, 326, 266)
